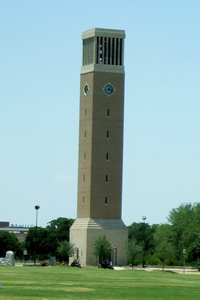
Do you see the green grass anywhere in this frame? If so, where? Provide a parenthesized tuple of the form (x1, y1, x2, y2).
(0, 266, 200, 300)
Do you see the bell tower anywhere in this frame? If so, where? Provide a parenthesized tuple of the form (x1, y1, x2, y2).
(70, 28, 127, 266)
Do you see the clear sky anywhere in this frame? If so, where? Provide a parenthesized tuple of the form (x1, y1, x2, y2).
(0, 0, 199, 228)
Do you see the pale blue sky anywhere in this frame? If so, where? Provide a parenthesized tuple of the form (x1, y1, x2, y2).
(0, 0, 199, 227)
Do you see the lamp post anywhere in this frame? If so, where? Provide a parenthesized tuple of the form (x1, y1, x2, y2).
(183, 249, 186, 274)
(93, 246, 98, 266)
(35, 205, 40, 227)
(113, 247, 117, 266)
(142, 216, 146, 268)
(34, 205, 40, 266)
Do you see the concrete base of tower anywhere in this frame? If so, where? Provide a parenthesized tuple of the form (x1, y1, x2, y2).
(69, 218, 128, 266)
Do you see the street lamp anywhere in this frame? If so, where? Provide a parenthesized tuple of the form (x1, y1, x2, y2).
(93, 246, 97, 266)
(142, 216, 146, 268)
(35, 205, 40, 227)
(113, 247, 117, 266)
(183, 249, 186, 274)
(34, 205, 40, 266)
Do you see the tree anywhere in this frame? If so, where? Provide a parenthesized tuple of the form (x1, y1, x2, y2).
(155, 241, 174, 270)
(128, 222, 158, 266)
(154, 224, 175, 270)
(93, 235, 112, 262)
(47, 217, 74, 242)
(167, 203, 200, 262)
(24, 227, 59, 260)
(24, 217, 75, 261)
(126, 239, 142, 268)
(188, 237, 200, 263)
(57, 241, 76, 263)
(0, 231, 21, 258)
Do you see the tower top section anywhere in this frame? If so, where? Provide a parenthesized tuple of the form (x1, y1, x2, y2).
(82, 28, 125, 39)
(81, 28, 125, 74)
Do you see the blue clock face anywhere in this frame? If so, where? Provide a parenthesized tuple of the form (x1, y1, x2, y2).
(104, 83, 114, 96)
(84, 84, 89, 96)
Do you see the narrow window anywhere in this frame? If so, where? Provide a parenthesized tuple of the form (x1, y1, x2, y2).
(104, 37, 107, 64)
(107, 109, 110, 117)
(107, 131, 109, 139)
(83, 196, 85, 205)
(99, 37, 103, 64)
(108, 38, 111, 65)
(96, 37, 99, 64)
(105, 197, 108, 205)
(106, 153, 109, 161)
(112, 38, 115, 65)
(84, 131, 86, 139)
(83, 175, 85, 182)
(85, 109, 87, 117)
(84, 153, 86, 161)
(116, 38, 119, 65)
(76, 248, 79, 260)
(106, 175, 108, 183)
(120, 38, 123, 65)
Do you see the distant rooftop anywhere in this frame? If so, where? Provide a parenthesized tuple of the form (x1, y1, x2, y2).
(0, 221, 33, 229)
(0, 221, 31, 242)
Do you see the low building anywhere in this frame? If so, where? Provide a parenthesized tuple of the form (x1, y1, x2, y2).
(0, 222, 30, 242)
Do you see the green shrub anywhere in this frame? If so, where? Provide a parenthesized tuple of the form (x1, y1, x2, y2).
(145, 254, 160, 265)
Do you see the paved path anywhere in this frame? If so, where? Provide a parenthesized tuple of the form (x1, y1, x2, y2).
(113, 266, 200, 274)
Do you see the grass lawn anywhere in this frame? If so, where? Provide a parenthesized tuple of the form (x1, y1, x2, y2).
(0, 266, 200, 300)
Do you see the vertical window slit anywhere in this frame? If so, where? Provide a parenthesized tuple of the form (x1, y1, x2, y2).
(106, 175, 108, 183)
(112, 38, 115, 65)
(99, 37, 103, 64)
(76, 248, 79, 260)
(84, 153, 86, 161)
(104, 37, 107, 64)
(107, 131, 109, 139)
(96, 37, 99, 64)
(107, 109, 110, 117)
(120, 38, 122, 65)
(106, 153, 109, 161)
(105, 197, 108, 205)
(116, 38, 119, 65)
(108, 38, 111, 65)
(83, 196, 85, 205)
(84, 131, 86, 139)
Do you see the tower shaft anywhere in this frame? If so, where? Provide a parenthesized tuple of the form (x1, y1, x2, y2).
(78, 70, 124, 219)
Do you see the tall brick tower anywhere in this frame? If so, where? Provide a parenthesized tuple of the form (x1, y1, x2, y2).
(70, 28, 127, 266)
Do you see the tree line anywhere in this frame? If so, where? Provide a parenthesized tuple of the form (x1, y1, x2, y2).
(0, 217, 75, 263)
(1, 203, 200, 267)
(127, 203, 200, 268)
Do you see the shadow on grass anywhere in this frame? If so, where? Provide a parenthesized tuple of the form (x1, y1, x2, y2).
(151, 270, 177, 274)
